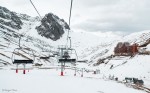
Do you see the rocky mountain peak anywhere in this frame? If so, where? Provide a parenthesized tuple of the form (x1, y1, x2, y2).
(36, 13, 70, 41)
(0, 6, 23, 30)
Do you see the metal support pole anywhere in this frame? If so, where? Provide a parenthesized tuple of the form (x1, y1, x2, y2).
(60, 62, 64, 76)
(23, 64, 26, 74)
(60, 48, 63, 58)
(60, 48, 64, 76)
(81, 68, 84, 77)
(69, 37, 71, 48)
(16, 64, 18, 73)
(74, 67, 76, 76)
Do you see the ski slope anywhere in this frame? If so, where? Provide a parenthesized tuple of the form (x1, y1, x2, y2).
(0, 68, 146, 93)
(1, 10, 150, 93)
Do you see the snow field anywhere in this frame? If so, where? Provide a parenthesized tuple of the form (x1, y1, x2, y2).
(0, 68, 146, 93)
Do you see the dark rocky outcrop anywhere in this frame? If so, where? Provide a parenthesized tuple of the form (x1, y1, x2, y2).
(0, 6, 23, 29)
(36, 13, 70, 41)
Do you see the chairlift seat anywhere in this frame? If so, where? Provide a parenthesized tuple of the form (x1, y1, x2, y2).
(59, 59, 76, 63)
(13, 59, 33, 64)
(40, 57, 49, 59)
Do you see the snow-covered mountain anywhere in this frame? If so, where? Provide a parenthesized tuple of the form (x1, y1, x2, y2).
(0, 6, 23, 30)
(0, 6, 71, 65)
(0, 6, 120, 66)
(0, 5, 150, 92)
(0, 5, 150, 78)
(76, 30, 150, 89)
(36, 13, 70, 41)
(0, 6, 69, 41)
(83, 30, 150, 65)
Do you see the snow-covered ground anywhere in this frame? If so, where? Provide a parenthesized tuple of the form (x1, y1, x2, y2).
(95, 55, 150, 88)
(1, 11, 150, 93)
(0, 68, 146, 93)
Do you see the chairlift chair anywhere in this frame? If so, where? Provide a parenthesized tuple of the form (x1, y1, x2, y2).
(57, 45, 77, 63)
(12, 47, 35, 74)
(12, 47, 35, 64)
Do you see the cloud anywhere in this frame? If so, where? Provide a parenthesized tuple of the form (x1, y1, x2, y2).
(0, 0, 70, 18)
(72, 0, 150, 34)
(75, 0, 119, 7)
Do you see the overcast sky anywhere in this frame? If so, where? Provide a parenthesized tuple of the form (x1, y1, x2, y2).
(1, 0, 150, 35)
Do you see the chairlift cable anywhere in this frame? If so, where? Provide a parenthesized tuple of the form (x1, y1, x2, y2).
(69, 0, 73, 27)
(15, 0, 42, 52)
(15, 0, 42, 48)
(30, 0, 42, 20)
(66, 0, 73, 48)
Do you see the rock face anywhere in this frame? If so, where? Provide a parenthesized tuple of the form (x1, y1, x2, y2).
(0, 6, 23, 30)
(36, 13, 70, 41)
(0, 6, 69, 41)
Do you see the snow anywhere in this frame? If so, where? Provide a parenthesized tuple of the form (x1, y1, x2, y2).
(105, 55, 150, 78)
(0, 68, 146, 93)
(0, 17, 11, 22)
(1, 11, 150, 93)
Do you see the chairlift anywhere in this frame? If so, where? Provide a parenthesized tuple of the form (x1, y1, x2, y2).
(12, 47, 35, 74)
(12, 36, 35, 74)
(58, 45, 77, 63)
(57, 45, 77, 76)
(29, 0, 76, 76)
(12, 47, 35, 64)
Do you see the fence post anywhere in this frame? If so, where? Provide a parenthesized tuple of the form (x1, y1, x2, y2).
(23, 64, 26, 74)
(74, 67, 76, 76)
(16, 64, 18, 73)
(81, 68, 84, 77)
(60, 62, 64, 76)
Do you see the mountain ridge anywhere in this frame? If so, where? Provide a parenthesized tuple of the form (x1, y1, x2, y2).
(0, 6, 69, 41)
(0, 5, 150, 88)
